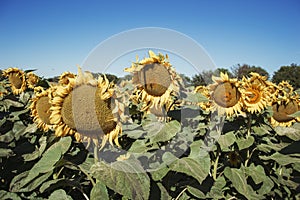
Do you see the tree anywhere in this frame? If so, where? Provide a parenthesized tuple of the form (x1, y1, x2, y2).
(190, 68, 233, 87)
(272, 63, 300, 89)
(231, 64, 269, 79)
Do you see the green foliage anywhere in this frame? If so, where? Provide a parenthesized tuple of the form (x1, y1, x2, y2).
(1, 71, 300, 200)
(272, 63, 300, 89)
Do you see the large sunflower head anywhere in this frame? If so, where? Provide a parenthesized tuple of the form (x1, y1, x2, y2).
(58, 72, 76, 86)
(26, 72, 40, 89)
(30, 86, 55, 132)
(240, 76, 271, 114)
(248, 72, 276, 93)
(50, 68, 122, 149)
(124, 50, 182, 112)
(2, 68, 27, 95)
(209, 72, 243, 117)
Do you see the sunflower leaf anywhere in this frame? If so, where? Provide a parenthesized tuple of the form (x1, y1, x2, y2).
(187, 186, 206, 199)
(0, 190, 22, 200)
(91, 158, 150, 200)
(48, 189, 72, 200)
(169, 156, 210, 184)
(149, 120, 181, 144)
(218, 131, 236, 151)
(236, 135, 255, 150)
(90, 181, 109, 200)
(0, 148, 14, 157)
(275, 126, 300, 141)
(288, 111, 300, 118)
(224, 167, 260, 199)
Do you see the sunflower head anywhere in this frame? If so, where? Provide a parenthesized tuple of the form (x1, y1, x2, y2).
(59, 72, 76, 86)
(26, 72, 39, 89)
(30, 87, 55, 132)
(125, 50, 182, 112)
(240, 76, 271, 113)
(2, 68, 27, 95)
(51, 68, 122, 149)
(209, 72, 243, 117)
(270, 91, 300, 127)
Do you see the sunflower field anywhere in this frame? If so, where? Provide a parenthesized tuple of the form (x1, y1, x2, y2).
(0, 51, 300, 199)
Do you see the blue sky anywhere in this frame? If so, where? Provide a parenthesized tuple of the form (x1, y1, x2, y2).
(0, 0, 299, 78)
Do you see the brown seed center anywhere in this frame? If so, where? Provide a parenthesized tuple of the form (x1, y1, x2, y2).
(245, 88, 261, 104)
(61, 85, 116, 136)
(36, 96, 52, 125)
(272, 100, 299, 122)
(137, 63, 171, 97)
(9, 73, 23, 89)
(212, 82, 241, 108)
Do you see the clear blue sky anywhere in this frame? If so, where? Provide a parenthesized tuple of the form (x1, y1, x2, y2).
(0, 0, 299, 78)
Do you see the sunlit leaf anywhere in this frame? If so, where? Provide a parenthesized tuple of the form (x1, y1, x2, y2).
(260, 152, 300, 166)
(91, 158, 150, 199)
(0, 148, 14, 157)
(169, 156, 210, 184)
(157, 183, 171, 200)
(224, 167, 260, 199)
(275, 126, 300, 141)
(218, 131, 236, 151)
(150, 120, 181, 144)
(187, 186, 206, 198)
(0, 190, 22, 200)
(236, 135, 254, 150)
(90, 181, 109, 200)
(48, 189, 72, 200)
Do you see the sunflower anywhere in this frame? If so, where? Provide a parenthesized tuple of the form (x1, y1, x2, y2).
(50, 68, 122, 149)
(30, 86, 56, 132)
(59, 71, 76, 86)
(240, 76, 271, 113)
(124, 50, 182, 112)
(247, 72, 276, 94)
(208, 72, 243, 117)
(2, 68, 27, 95)
(194, 85, 211, 111)
(270, 82, 300, 127)
(227, 151, 242, 168)
(26, 72, 39, 89)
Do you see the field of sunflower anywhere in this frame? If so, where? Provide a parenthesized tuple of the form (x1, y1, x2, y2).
(0, 51, 300, 199)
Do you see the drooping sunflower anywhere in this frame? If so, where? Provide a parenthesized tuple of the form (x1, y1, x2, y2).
(59, 71, 76, 86)
(240, 76, 271, 114)
(30, 86, 56, 132)
(194, 85, 211, 111)
(124, 50, 182, 112)
(50, 68, 122, 149)
(247, 72, 276, 94)
(270, 81, 300, 127)
(208, 72, 243, 117)
(26, 72, 39, 89)
(2, 68, 27, 95)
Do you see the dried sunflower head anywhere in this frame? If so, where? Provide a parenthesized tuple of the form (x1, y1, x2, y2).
(209, 72, 243, 117)
(50, 68, 122, 149)
(59, 71, 76, 86)
(30, 86, 56, 132)
(26, 72, 39, 89)
(2, 68, 27, 95)
(125, 50, 182, 112)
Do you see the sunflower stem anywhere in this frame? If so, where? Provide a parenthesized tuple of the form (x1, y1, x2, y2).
(94, 146, 99, 163)
(245, 113, 252, 167)
(213, 150, 220, 181)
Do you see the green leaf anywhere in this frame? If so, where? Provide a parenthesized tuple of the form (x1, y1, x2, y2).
(90, 181, 109, 200)
(236, 135, 254, 150)
(48, 189, 72, 200)
(224, 167, 260, 199)
(157, 183, 171, 200)
(186, 186, 206, 198)
(0, 190, 22, 200)
(185, 92, 208, 103)
(2, 99, 24, 108)
(0, 130, 14, 143)
(0, 148, 14, 157)
(150, 165, 170, 181)
(245, 164, 274, 195)
(252, 125, 272, 136)
(207, 176, 226, 199)
(260, 152, 300, 165)
(218, 131, 236, 151)
(18, 171, 52, 192)
(169, 157, 210, 184)
(189, 140, 209, 159)
(91, 158, 150, 200)
(288, 110, 300, 118)
(150, 120, 181, 144)
(20, 137, 71, 188)
(275, 126, 300, 141)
